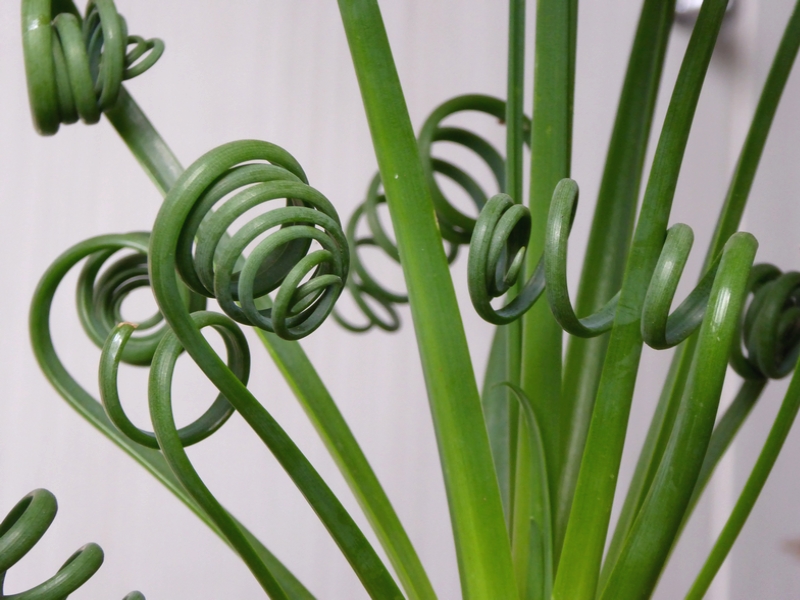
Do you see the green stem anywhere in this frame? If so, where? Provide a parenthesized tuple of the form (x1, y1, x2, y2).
(599, 233, 757, 600)
(603, 0, 800, 580)
(504, 0, 526, 539)
(516, 1, 576, 591)
(336, 3, 518, 597)
(687, 364, 800, 599)
(506, 0, 526, 206)
(257, 330, 436, 600)
(104, 87, 184, 195)
(553, 2, 729, 598)
(556, 0, 674, 563)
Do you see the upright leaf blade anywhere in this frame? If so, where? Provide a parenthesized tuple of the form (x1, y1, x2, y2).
(482, 326, 513, 526)
(556, 0, 674, 562)
(258, 330, 436, 600)
(599, 233, 757, 600)
(604, 0, 800, 580)
(336, 2, 517, 597)
(516, 0, 576, 585)
(687, 362, 800, 599)
(554, 2, 730, 598)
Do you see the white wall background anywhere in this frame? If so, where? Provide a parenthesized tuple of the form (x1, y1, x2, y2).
(0, 1, 799, 598)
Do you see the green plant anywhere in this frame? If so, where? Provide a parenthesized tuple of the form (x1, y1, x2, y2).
(10, 0, 800, 598)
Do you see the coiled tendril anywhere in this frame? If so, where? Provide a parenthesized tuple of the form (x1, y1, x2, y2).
(30, 230, 225, 451)
(418, 94, 527, 244)
(22, 0, 164, 135)
(29, 140, 353, 595)
(730, 264, 800, 380)
(76, 233, 205, 367)
(468, 192, 542, 325)
(120, 139, 402, 598)
(468, 178, 799, 360)
(32, 231, 292, 598)
(0, 489, 103, 599)
(338, 94, 526, 332)
(334, 174, 407, 332)
(100, 311, 247, 450)
(169, 140, 349, 341)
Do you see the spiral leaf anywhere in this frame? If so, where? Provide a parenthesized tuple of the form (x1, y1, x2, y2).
(164, 140, 348, 341)
(467, 193, 544, 324)
(673, 266, 800, 561)
(340, 94, 523, 332)
(418, 94, 528, 244)
(99, 313, 296, 599)
(0, 489, 104, 599)
(149, 140, 402, 598)
(335, 175, 404, 332)
(731, 265, 800, 380)
(598, 231, 759, 600)
(22, 0, 164, 136)
(73, 238, 204, 367)
(468, 177, 780, 363)
(99, 320, 238, 450)
(30, 230, 321, 598)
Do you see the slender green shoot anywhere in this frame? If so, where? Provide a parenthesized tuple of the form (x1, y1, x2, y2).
(336, 1, 517, 598)
(554, 2, 730, 597)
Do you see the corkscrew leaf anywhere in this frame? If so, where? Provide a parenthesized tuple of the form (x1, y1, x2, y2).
(22, 0, 163, 135)
(99, 320, 237, 450)
(339, 94, 518, 333)
(602, 0, 800, 585)
(0, 489, 104, 599)
(598, 232, 757, 600)
(673, 266, 800, 597)
(469, 176, 732, 357)
(334, 178, 406, 333)
(149, 140, 402, 599)
(102, 315, 290, 600)
(687, 358, 800, 599)
(29, 232, 315, 598)
(467, 193, 543, 325)
(557, 0, 674, 561)
(160, 141, 348, 341)
(417, 94, 519, 244)
(554, 2, 729, 597)
(337, 1, 517, 597)
(22, 0, 181, 193)
(669, 265, 796, 536)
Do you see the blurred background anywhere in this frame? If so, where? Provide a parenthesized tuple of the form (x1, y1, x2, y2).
(0, 0, 799, 597)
